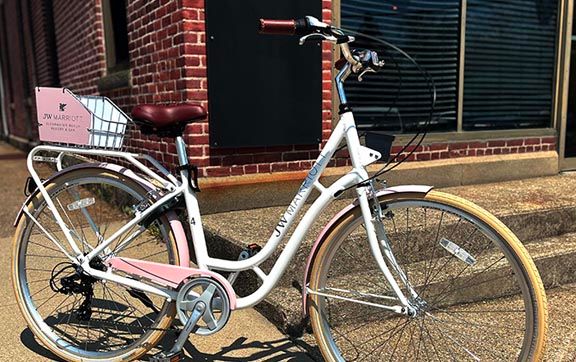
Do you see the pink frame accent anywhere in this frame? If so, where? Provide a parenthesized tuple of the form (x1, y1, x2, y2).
(107, 256, 237, 309)
(301, 185, 433, 313)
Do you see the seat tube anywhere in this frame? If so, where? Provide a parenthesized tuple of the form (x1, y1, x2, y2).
(175, 135, 210, 269)
(175, 136, 188, 166)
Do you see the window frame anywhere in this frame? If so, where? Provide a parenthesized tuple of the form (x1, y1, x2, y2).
(333, 0, 563, 140)
(99, 0, 130, 91)
(102, 0, 129, 72)
(557, 0, 576, 170)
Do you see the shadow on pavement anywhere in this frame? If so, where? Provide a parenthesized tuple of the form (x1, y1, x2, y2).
(150, 333, 317, 361)
(21, 327, 317, 361)
(20, 328, 64, 361)
(182, 337, 313, 361)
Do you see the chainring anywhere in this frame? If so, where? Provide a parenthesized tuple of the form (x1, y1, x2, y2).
(176, 277, 231, 336)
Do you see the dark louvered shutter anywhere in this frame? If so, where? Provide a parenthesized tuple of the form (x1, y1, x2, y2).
(341, 0, 461, 133)
(463, 0, 559, 130)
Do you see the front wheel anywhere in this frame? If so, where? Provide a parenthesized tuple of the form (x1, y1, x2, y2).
(307, 190, 547, 361)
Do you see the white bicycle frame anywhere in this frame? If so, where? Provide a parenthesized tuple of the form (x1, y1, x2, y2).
(25, 110, 412, 313)
(24, 35, 415, 314)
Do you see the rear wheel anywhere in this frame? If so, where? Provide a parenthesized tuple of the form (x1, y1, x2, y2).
(308, 190, 547, 361)
(12, 168, 180, 361)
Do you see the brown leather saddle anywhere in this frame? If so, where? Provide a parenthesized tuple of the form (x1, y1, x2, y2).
(132, 104, 207, 137)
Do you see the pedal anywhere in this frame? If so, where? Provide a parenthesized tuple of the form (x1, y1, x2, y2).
(149, 350, 183, 362)
(243, 243, 262, 257)
(228, 243, 262, 284)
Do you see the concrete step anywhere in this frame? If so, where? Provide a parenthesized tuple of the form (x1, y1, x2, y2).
(196, 152, 558, 214)
(203, 174, 576, 289)
(260, 232, 576, 333)
(201, 174, 576, 332)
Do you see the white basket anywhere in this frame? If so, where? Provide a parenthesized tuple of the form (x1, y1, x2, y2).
(35, 87, 133, 150)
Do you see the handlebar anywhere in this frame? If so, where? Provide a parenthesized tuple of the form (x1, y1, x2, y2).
(258, 16, 386, 105)
(258, 19, 309, 35)
(258, 16, 360, 67)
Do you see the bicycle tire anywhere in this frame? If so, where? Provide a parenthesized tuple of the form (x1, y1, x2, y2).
(12, 167, 180, 362)
(307, 190, 547, 361)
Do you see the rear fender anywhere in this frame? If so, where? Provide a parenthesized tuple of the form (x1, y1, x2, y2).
(13, 163, 190, 267)
(301, 185, 433, 315)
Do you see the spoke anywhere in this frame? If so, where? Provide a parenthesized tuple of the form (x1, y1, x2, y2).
(420, 317, 443, 361)
(357, 318, 412, 361)
(25, 267, 53, 272)
(45, 294, 73, 319)
(107, 284, 156, 325)
(440, 307, 525, 314)
(28, 241, 66, 254)
(117, 236, 158, 254)
(26, 253, 68, 259)
(55, 196, 86, 253)
(140, 249, 168, 261)
(29, 283, 53, 299)
(430, 309, 524, 344)
(419, 226, 479, 298)
(315, 200, 532, 361)
(35, 290, 62, 311)
(26, 277, 52, 284)
(426, 312, 507, 360)
(386, 316, 410, 361)
(428, 256, 507, 308)
(102, 284, 141, 338)
(339, 240, 392, 293)
(331, 308, 396, 337)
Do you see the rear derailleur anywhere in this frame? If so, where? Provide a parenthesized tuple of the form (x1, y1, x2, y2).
(49, 258, 106, 321)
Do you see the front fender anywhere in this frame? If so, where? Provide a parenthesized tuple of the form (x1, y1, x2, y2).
(301, 185, 433, 315)
(13, 163, 190, 267)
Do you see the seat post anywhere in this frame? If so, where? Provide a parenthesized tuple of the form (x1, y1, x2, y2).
(175, 136, 189, 166)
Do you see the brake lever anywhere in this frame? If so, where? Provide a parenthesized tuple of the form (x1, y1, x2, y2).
(358, 68, 376, 82)
(357, 60, 385, 81)
(299, 32, 337, 45)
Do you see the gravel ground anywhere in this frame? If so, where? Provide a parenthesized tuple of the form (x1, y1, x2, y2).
(0, 143, 311, 361)
(2, 142, 576, 361)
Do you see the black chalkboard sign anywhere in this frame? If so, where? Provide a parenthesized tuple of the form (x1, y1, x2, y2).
(205, 0, 322, 148)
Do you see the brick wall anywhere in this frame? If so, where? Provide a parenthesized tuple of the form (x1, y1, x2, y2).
(0, 0, 561, 178)
(331, 136, 557, 167)
(119, 0, 335, 177)
(390, 136, 557, 162)
(53, 0, 106, 95)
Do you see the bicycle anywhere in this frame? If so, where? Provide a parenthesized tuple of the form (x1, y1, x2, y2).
(12, 16, 547, 362)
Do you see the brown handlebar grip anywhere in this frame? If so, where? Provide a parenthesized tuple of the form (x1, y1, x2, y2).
(258, 19, 296, 35)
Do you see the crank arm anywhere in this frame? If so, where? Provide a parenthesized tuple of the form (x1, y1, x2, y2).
(169, 301, 205, 355)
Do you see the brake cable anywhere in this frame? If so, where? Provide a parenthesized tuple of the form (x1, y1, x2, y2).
(332, 27, 437, 195)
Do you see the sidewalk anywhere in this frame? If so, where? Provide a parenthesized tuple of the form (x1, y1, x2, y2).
(0, 142, 312, 361)
(2, 140, 576, 360)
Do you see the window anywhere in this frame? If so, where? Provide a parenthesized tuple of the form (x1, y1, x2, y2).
(102, 0, 129, 72)
(340, 0, 560, 133)
(341, 0, 461, 133)
(463, 0, 559, 130)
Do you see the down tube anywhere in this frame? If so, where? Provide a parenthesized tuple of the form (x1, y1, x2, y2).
(234, 172, 361, 309)
(205, 119, 348, 272)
